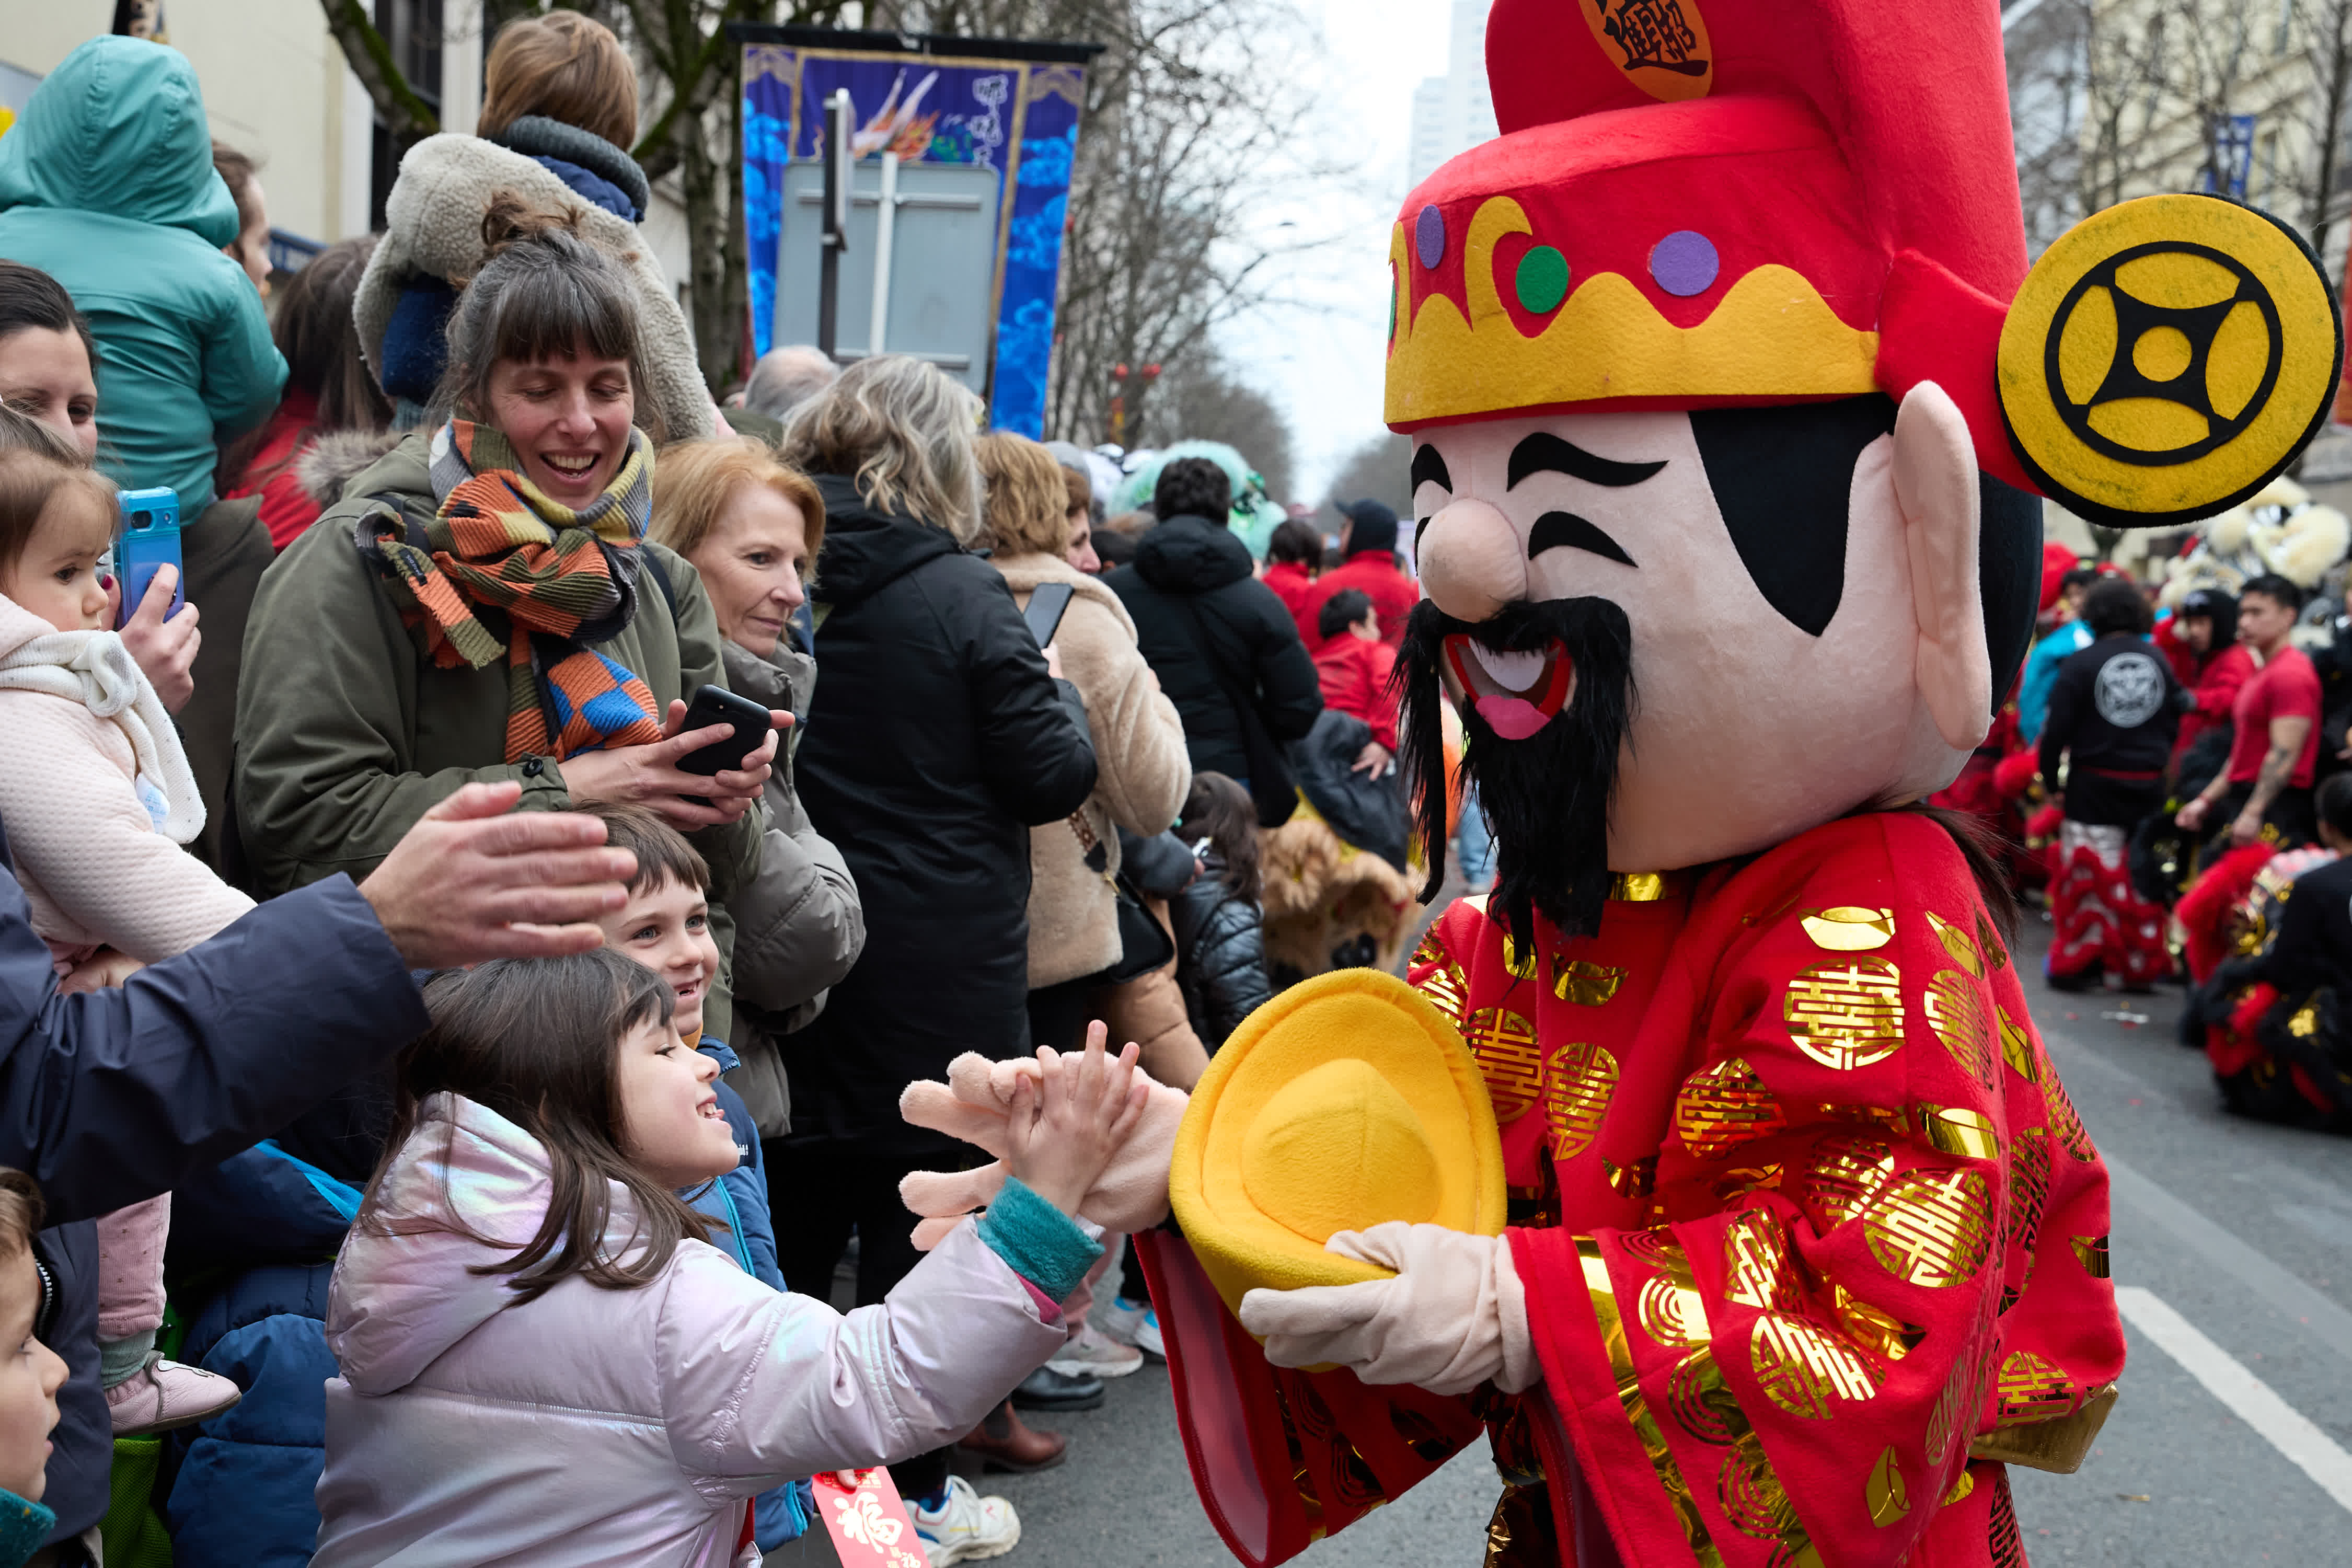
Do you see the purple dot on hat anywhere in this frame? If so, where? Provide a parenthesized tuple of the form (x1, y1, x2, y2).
(1649, 230, 1720, 297)
(1415, 205, 1446, 270)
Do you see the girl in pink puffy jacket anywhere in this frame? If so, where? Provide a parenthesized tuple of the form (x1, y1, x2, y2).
(313, 947, 1145, 1567)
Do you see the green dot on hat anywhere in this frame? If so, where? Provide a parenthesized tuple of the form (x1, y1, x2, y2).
(1515, 245, 1570, 314)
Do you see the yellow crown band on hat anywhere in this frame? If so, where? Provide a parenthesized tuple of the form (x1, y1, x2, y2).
(1383, 197, 1882, 426)
(1170, 969, 1507, 1324)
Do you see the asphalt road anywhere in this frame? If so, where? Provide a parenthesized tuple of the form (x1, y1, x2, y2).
(791, 910, 2352, 1568)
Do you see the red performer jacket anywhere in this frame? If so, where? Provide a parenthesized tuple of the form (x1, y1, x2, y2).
(1140, 812, 2123, 1568)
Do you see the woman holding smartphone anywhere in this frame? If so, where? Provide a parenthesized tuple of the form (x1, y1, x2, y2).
(235, 202, 779, 1011)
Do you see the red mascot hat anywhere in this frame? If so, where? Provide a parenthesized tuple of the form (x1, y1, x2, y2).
(1387, 0, 2343, 527)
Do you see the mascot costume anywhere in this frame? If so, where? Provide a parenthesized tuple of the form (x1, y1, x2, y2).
(898, 1, 2344, 1564)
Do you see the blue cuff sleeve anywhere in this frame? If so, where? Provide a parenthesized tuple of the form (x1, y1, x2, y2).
(974, 1177, 1103, 1302)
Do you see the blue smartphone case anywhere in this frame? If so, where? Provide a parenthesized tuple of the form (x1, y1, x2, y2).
(113, 488, 184, 629)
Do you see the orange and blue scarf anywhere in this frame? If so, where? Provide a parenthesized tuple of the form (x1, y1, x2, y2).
(357, 420, 665, 762)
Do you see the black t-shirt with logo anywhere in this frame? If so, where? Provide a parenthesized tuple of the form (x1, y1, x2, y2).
(2040, 632, 2184, 823)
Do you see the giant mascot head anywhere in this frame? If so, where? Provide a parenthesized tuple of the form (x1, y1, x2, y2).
(1393, 0, 2342, 941)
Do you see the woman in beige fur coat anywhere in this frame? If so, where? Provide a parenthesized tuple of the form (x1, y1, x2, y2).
(976, 434, 1191, 1051)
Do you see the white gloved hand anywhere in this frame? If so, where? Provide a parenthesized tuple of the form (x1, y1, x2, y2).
(896, 1040, 1186, 1248)
(1235, 1221, 1540, 1397)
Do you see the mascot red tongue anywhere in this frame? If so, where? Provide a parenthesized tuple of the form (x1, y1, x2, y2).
(894, 2, 2341, 1566)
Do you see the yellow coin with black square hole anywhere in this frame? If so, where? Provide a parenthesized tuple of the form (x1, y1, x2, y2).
(1997, 193, 2341, 527)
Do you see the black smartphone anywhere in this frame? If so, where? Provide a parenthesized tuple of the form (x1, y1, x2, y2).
(677, 684, 773, 781)
(1024, 581, 1076, 647)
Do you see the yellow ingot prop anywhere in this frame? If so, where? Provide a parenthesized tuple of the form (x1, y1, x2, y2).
(1170, 969, 1508, 1324)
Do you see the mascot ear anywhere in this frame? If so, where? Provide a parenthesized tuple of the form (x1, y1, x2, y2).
(1895, 381, 1992, 753)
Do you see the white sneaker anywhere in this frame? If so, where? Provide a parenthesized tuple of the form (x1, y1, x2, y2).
(910, 1475, 1021, 1564)
(1098, 1296, 1164, 1358)
(1047, 1322, 1146, 1380)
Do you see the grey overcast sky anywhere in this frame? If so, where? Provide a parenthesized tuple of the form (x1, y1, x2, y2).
(1245, 0, 1459, 502)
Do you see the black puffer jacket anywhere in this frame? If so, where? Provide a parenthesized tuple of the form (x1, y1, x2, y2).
(785, 475, 1097, 1154)
(1109, 515, 1322, 824)
(1171, 852, 1272, 1049)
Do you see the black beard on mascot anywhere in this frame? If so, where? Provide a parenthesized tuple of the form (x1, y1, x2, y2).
(1398, 594, 1634, 943)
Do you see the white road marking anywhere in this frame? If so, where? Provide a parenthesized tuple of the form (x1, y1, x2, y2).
(2116, 1285, 2352, 1515)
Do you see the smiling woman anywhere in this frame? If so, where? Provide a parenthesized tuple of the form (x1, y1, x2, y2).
(236, 202, 776, 1047)
(647, 437, 863, 1139)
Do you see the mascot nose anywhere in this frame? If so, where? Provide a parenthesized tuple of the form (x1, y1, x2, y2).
(1416, 497, 1527, 624)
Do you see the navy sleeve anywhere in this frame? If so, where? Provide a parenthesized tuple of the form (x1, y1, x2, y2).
(0, 864, 426, 1224)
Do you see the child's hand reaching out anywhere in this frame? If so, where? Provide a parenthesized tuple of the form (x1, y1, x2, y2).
(1003, 1022, 1149, 1217)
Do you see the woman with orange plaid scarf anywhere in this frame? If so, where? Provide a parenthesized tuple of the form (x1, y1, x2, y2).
(235, 199, 780, 1041)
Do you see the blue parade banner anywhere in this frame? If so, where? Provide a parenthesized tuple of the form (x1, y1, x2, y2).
(734, 26, 1099, 437)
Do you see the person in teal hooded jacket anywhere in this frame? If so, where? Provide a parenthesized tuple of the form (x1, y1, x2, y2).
(0, 37, 285, 513)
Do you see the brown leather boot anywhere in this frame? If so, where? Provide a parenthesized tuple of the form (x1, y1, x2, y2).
(955, 1398, 1068, 1473)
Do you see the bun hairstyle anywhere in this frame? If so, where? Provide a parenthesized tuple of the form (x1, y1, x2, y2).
(434, 194, 660, 441)
(359, 948, 722, 1307)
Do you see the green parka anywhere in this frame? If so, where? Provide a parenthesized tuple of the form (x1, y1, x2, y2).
(234, 433, 764, 1030)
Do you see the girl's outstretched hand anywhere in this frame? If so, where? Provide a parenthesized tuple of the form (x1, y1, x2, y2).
(1004, 1022, 1149, 1217)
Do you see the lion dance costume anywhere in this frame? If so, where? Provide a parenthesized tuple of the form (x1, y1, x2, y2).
(896, 2, 2343, 1564)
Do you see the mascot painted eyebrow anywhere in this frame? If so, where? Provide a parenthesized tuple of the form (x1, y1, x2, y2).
(895, 3, 2342, 1566)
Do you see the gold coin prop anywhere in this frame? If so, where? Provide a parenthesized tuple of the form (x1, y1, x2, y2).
(1998, 193, 2341, 527)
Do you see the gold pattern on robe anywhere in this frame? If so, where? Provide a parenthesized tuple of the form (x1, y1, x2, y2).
(1719, 1439, 1804, 1539)
(1926, 910, 1984, 977)
(1610, 871, 1669, 902)
(1723, 1210, 1804, 1312)
(1819, 1101, 1909, 1134)
(1784, 956, 1905, 1069)
(1604, 1156, 1658, 1203)
(1620, 1227, 1691, 1275)
(1713, 1163, 1785, 1203)
(1543, 1040, 1619, 1159)
(1941, 1469, 1976, 1506)
(1831, 1284, 1923, 1363)
(1916, 1103, 2001, 1162)
(1575, 1239, 1728, 1567)
(1665, 1348, 1742, 1446)
(1994, 1351, 2077, 1427)
(1861, 1169, 1995, 1287)
(1675, 1058, 1789, 1158)
(1500, 931, 1540, 982)
(1988, 1469, 2025, 1568)
(1639, 1274, 1711, 1354)
(1750, 1312, 1883, 1418)
(2008, 1128, 2051, 1260)
(1864, 1446, 1910, 1526)
(1976, 909, 2010, 970)
(1803, 1134, 1894, 1229)
(1996, 1006, 2040, 1082)
(1923, 971, 1998, 1087)
(2070, 1234, 2111, 1278)
(1410, 929, 1470, 1028)
(1465, 1007, 1543, 1120)
(1551, 956, 1626, 1006)
(1925, 1357, 1974, 1465)
(2040, 1068, 2097, 1163)
(2292, 1001, 2322, 1037)
(1798, 906, 1896, 952)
